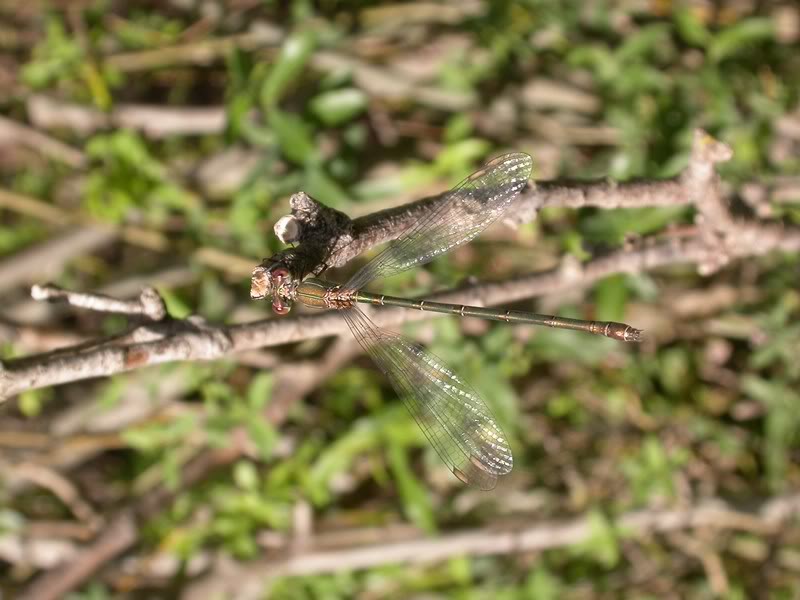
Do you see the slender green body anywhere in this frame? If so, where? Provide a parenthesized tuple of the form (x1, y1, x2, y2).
(295, 278, 640, 342)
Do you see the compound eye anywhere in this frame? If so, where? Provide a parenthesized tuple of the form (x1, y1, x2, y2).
(272, 298, 291, 315)
(270, 266, 289, 281)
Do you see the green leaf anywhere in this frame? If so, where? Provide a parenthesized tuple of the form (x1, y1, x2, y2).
(310, 88, 367, 126)
(673, 6, 711, 46)
(562, 231, 591, 261)
(247, 373, 274, 411)
(157, 287, 191, 319)
(21, 17, 84, 89)
(525, 567, 562, 600)
(246, 419, 278, 461)
(580, 206, 689, 245)
(571, 510, 620, 568)
(304, 165, 350, 206)
(387, 444, 436, 533)
(260, 30, 316, 108)
(434, 139, 493, 179)
(443, 113, 473, 143)
(708, 18, 774, 63)
(267, 109, 317, 165)
(233, 461, 259, 491)
(594, 274, 629, 322)
(19, 388, 47, 417)
(615, 23, 673, 63)
(308, 417, 382, 502)
(621, 436, 686, 503)
(658, 347, 691, 396)
(742, 376, 800, 491)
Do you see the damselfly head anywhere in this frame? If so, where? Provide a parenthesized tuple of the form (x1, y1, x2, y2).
(250, 261, 296, 315)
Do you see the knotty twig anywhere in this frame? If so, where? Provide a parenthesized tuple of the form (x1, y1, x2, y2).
(254, 130, 736, 280)
(182, 492, 800, 600)
(31, 284, 167, 321)
(3, 130, 800, 399)
(16, 340, 361, 600)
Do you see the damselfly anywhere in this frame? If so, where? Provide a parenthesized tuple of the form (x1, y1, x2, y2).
(251, 153, 641, 490)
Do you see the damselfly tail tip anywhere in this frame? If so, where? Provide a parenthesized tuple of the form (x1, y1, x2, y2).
(602, 322, 643, 343)
(625, 327, 644, 343)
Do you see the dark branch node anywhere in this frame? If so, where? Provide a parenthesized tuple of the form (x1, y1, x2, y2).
(254, 192, 355, 285)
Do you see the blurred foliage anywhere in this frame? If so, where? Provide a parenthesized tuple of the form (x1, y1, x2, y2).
(2, 0, 800, 598)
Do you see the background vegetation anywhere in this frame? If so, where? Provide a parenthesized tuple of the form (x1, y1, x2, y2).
(1, 0, 799, 598)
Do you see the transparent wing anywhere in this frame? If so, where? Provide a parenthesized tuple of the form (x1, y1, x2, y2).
(342, 305, 513, 490)
(344, 153, 533, 291)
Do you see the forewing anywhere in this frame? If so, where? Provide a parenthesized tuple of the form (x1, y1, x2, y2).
(342, 306, 513, 490)
(344, 153, 532, 291)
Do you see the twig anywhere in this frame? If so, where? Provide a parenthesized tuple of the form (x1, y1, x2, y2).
(667, 531, 730, 596)
(17, 510, 139, 600)
(255, 130, 732, 279)
(0, 114, 87, 168)
(182, 493, 800, 600)
(31, 284, 167, 321)
(313, 50, 475, 112)
(0, 534, 78, 571)
(104, 27, 283, 72)
(0, 320, 88, 353)
(4, 130, 800, 400)
(0, 188, 168, 251)
(0, 187, 259, 279)
(3, 219, 800, 400)
(12, 462, 102, 530)
(28, 95, 227, 139)
(16, 340, 359, 599)
(0, 227, 117, 295)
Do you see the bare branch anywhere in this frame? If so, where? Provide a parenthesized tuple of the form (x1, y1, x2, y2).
(4, 218, 800, 400)
(257, 129, 735, 280)
(31, 284, 167, 321)
(28, 95, 227, 139)
(0, 114, 87, 168)
(15, 342, 358, 600)
(4, 130, 800, 400)
(183, 492, 800, 600)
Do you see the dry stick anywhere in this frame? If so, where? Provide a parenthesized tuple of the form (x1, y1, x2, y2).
(104, 27, 283, 72)
(0, 187, 258, 279)
(17, 340, 360, 600)
(28, 95, 227, 139)
(15, 440, 242, 600)
(667, 531, 730, 596)
(0, 235, 699, 398)
(4, 128, 800, 398)
(0, 534, 78, 571)
(102, 26, 474, 112)
(0, 227, 118, 295)
(261, 130, 731, 279)
(0, 320, 87, 353)
(182, 492, 800, 600)
(0, 188, 168, 252)
(12, 462, 102, 530)
(4, 219, 800, 401)
(0, 114, 87, 168)
(31, 284, 167, 321)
